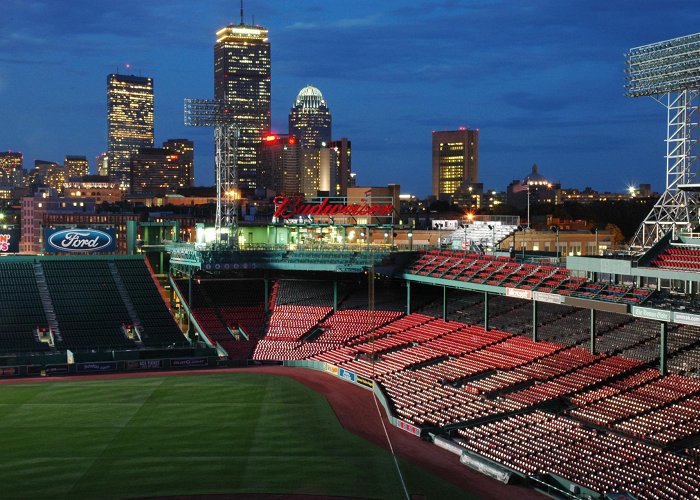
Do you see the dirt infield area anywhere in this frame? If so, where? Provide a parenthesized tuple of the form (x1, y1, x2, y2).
(0, 366, 544, 500)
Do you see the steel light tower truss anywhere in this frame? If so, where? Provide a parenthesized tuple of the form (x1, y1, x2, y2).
(626, 33, 700, 250)
(184, 99, 240, 245)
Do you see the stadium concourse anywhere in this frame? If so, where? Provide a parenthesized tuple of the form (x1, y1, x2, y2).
(5, 240, 700, 499)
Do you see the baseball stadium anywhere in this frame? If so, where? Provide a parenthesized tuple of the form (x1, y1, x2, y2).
(4, 34, 700, 500)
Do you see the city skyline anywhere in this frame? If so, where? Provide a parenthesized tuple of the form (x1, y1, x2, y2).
(2, 1, 700, 197)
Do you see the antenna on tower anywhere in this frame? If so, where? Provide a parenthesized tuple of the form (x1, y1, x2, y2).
(240, 0, 244, 25)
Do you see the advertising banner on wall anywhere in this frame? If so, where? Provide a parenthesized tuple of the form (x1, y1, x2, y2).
(0, 228, 19, 253)
(45, 228, 116, 253)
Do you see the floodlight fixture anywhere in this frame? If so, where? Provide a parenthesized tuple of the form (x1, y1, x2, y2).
(626, 33, 700, 250)
(626, 33, 700, 97)
(184, 98, 240, 245)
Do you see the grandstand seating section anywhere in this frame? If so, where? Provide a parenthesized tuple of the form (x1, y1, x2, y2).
(650, 247, 700, 271)
(407, 250, 654, 304)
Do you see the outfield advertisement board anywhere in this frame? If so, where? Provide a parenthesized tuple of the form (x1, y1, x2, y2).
(171, 357, 208, 368)
(324, 363, 339, 376)
(126, 359, 164, 371)
(76, 361, 118, 373)
(45, 364, 70, 375)
(356, 375, 374, 389)
(0, 366, 19, 377)
(397, 419, 422, 436)
(45, 228, 116, 253)
(338, 367, 356, 383)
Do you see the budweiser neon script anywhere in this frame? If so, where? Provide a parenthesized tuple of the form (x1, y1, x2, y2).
(272, 196, 393, 219)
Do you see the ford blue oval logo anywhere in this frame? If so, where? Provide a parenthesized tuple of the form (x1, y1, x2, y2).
(46, 229, 115, 253)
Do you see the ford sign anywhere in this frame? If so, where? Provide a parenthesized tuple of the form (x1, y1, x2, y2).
(45, 228, 116, 253)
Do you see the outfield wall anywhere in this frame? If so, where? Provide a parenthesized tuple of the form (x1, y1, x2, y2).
(283, 360, 427, 438)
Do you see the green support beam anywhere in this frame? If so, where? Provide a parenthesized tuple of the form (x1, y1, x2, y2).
(333, 280, 338, 312)
(590, 309, 597, 355)
(660, 322, 668, 376)
(532, 299, 538, 342)
(484, 292, 489, 331)
(406, 280, 411, 315)
(264, 278, 269, 313)
(442, 285, 447, 321)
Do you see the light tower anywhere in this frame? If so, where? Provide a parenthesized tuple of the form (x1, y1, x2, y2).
(184, 99, 239, 245)
(626, 33, 700, 250)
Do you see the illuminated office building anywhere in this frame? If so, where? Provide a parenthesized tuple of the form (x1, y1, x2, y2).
(130, 147, 189, 195)
(289, 86, 332, 197)
(329, 138, 351, 196)
(288, 85, 332, 149)
(64, 155, 89, 179)
(26, 160, 66, 194)
(0, 151, 23, 187)
(260, 133, 300, 195)
(214, 22, 271, 191)
(107, 74, 154, 189)
(162, 139, 194, 187)
(432, 128, 479, 200)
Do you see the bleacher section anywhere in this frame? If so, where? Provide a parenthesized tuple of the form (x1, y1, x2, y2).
(42, 260, 137, 350)
(406, 250, 654, 305)
(651, 247, 700, 271)
(448, 220, 518, 249)
(0, 262, 53, 353)
(113, 260, 184, 347)
(0, 258, 185, 354)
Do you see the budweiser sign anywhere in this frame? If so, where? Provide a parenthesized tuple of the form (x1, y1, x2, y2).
(272, 196, 394, 220)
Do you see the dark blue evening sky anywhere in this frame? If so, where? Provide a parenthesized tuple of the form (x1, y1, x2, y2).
(2, 0, 699, 197)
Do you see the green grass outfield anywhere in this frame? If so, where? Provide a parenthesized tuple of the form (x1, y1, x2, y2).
(0, 372, 472, 499)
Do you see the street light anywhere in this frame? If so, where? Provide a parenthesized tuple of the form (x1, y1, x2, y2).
(407, 231, 413, 251)
(591, 227, 599, 256)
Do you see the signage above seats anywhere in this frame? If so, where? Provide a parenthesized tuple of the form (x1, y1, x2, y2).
(272, 196, 394, 222)
(45, 228, 116, 253)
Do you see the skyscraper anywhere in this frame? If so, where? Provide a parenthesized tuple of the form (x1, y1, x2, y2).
(214, 21, 271, 192)
(260, 133, 300, 195)
(289, 86, 332, 197)
(107, 74, 154, 189)
(288, 85, 332, 149)
(163, 139, 195, 187)
(431, 128, 479, 200)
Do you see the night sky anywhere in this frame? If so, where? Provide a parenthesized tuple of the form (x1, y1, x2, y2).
(2, 0, 699, 197)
